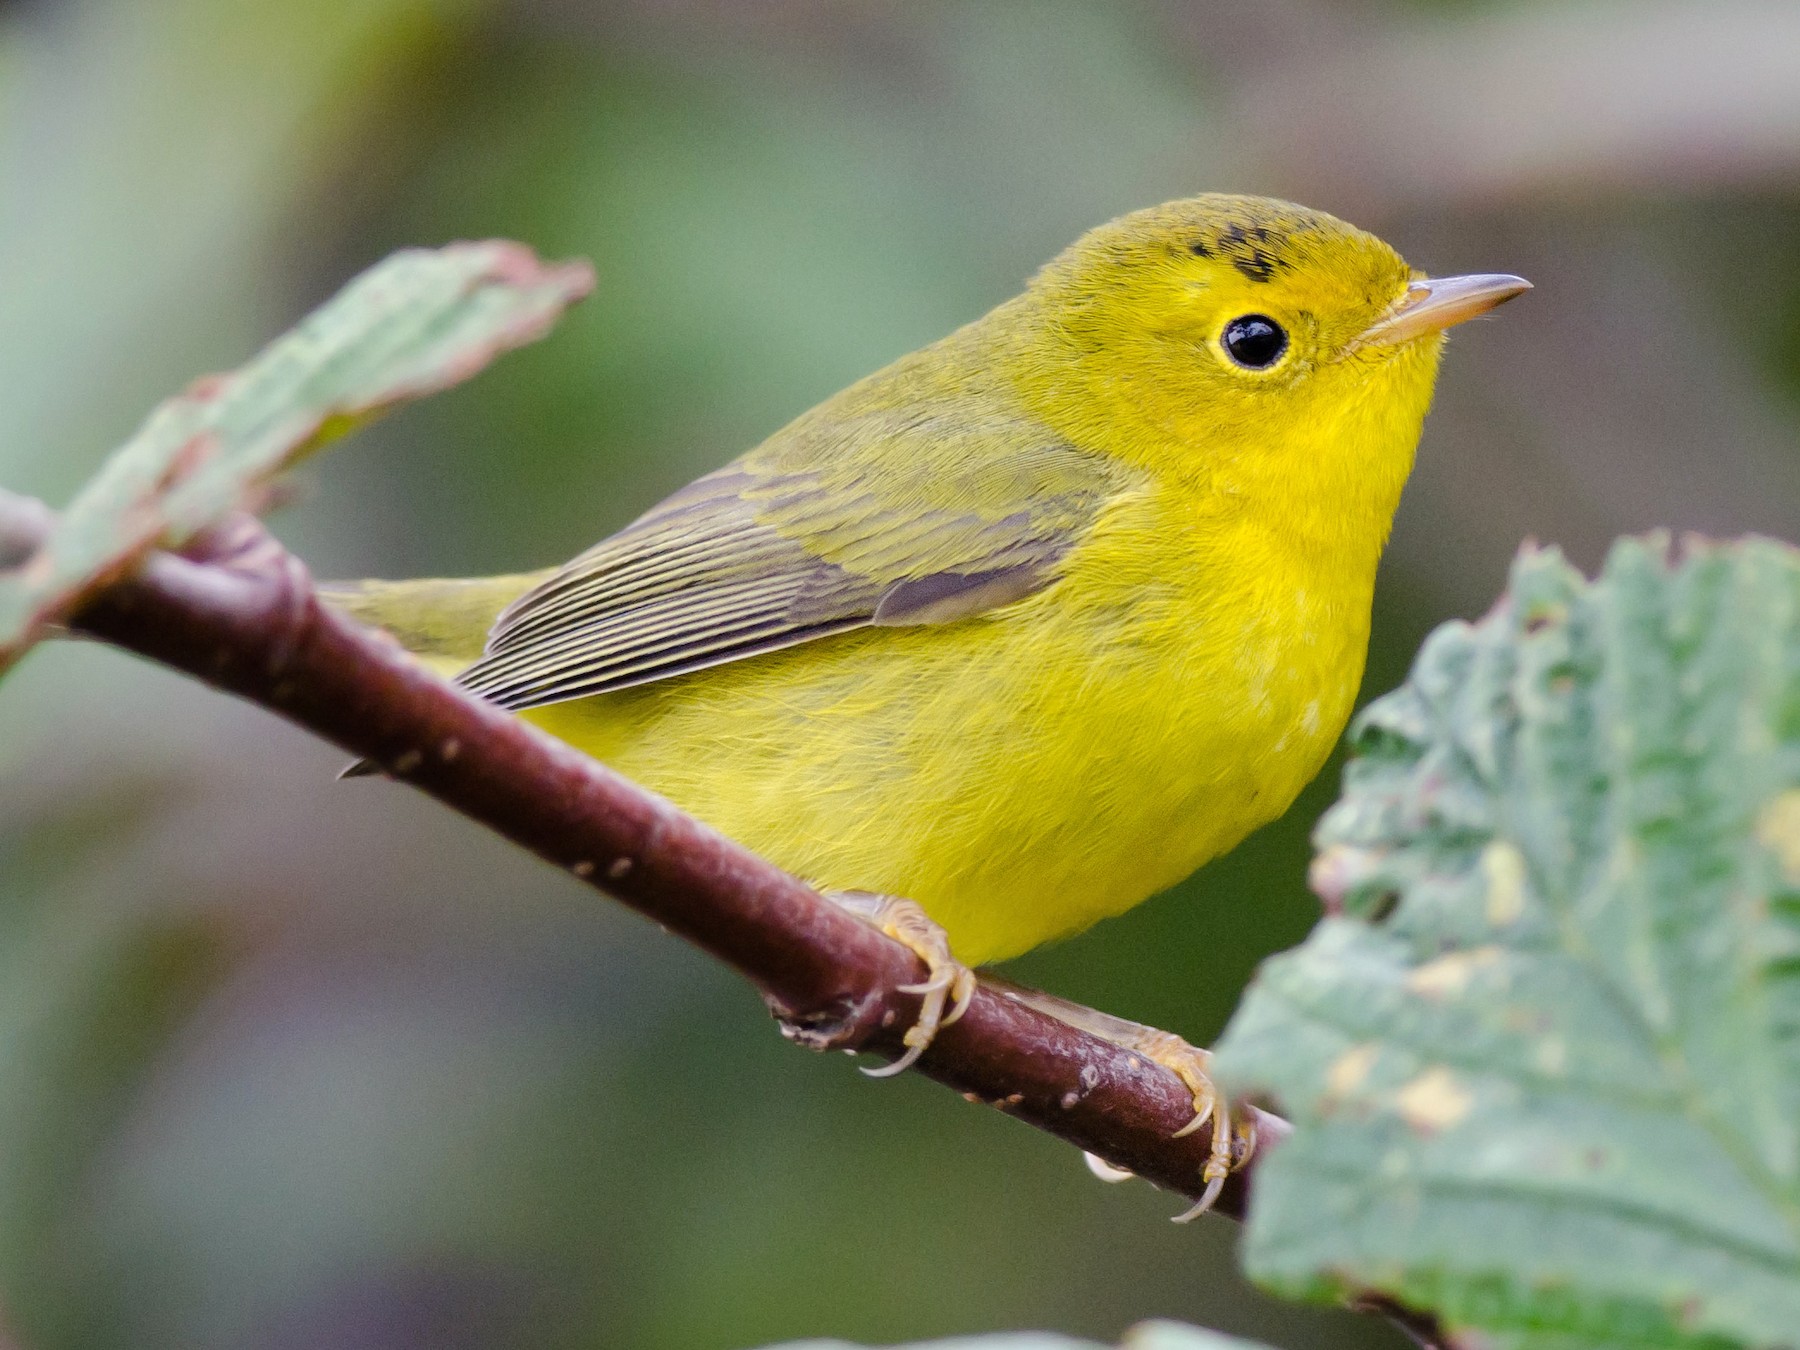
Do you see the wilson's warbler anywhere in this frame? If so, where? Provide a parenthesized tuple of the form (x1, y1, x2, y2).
(331, 195, 1526, 1208)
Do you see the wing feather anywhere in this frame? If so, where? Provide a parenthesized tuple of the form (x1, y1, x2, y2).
(467, 576, 814, 692)
(454, 410, 1123, 711)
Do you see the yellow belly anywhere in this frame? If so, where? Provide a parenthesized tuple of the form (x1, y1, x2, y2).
(523, 494, 1373, 966)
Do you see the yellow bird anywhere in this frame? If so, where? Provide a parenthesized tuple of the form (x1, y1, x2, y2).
(332, 195, 1526, 1207)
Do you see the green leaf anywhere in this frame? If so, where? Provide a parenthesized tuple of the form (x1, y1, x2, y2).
(0, 241, 593, 672)
(763, 1321, 1277, 1349)
(1214, 534, 1800, 1349)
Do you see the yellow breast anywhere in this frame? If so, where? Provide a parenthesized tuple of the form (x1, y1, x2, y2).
(525, 482, 1376, 965)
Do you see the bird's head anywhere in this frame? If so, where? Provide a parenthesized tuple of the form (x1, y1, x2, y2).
(1020, 194, 1527, 538)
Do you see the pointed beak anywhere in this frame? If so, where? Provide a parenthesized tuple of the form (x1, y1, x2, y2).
(1356, 273, 1532, 348)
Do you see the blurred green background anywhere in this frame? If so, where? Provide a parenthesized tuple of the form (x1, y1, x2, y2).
(3, 1, 1799, 1347)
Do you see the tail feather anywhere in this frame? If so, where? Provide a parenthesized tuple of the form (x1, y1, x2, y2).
(318, 573, 553, 669)
(320, 572, 552, 781)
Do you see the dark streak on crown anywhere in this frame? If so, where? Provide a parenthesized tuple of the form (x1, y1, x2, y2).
(1189, 218, 1299, 285)
(1234, 252, 1277, 283)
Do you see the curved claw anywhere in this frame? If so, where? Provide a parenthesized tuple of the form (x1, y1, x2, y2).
(862, 1040, 927, 1078)
(1170, 1098, 1214, 1140)
(942, 966, 978, 1027)
(1170, 1098, 1260, 1221)
(860, 983, 949, 1079)
(1083, 1152, 1136, 1183)
(1232, 1113, 1261, 1171)
(897, 972, 953, 997)
(1171, 1173, 1226, 1224)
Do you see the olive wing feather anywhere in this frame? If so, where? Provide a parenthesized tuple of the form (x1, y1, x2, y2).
(455, 414, 1121, 711)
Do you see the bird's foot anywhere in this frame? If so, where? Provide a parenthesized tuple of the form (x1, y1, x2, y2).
(824, 890, 976, 1078)
(981, 976, 1256, 1220)
(1128, 1028, 1258, 1220)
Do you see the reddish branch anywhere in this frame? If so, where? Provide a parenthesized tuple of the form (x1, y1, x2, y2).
(0, 502, 1284, 1218)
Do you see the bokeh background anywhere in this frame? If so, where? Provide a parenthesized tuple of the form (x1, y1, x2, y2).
(3, 2, 1799, 1347)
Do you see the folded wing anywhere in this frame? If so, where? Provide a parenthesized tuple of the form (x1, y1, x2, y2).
(456, 411, 1121, 711)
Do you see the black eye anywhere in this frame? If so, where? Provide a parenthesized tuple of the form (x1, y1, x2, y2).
(1221, 314, 1288, 369)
